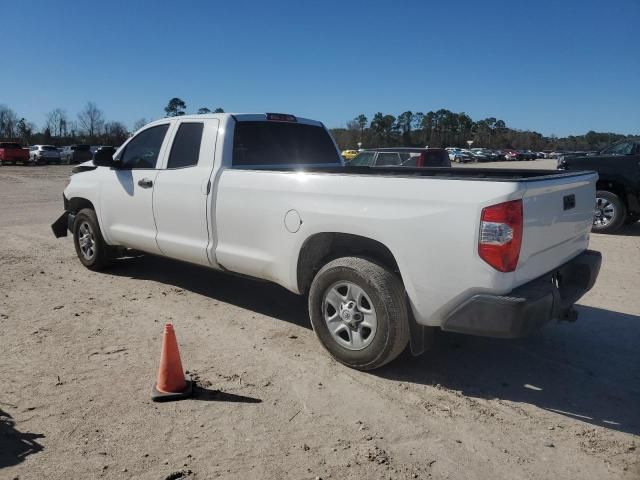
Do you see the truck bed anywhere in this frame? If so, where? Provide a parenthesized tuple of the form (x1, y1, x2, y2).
(246, 165, 593, 183)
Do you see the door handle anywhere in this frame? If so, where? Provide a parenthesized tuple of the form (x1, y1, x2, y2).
(138, 178, 153, 188)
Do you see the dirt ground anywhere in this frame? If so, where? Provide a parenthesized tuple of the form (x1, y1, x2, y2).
(1, 162, 638, 480)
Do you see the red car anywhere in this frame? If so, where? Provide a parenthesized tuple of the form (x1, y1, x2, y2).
(0, 142, 30, 165)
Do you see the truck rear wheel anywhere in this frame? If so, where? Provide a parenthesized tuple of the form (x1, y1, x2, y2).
(73, 208, 114, 271)
(308, 257, 409, 370)
(593, 190, 626, 234)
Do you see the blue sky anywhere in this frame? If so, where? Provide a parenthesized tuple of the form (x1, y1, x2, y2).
(1, 0, 638, 136)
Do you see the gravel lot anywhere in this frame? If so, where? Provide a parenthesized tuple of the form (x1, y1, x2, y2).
(1, 163, 639, 480)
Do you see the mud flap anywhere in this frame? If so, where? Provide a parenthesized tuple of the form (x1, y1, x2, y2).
(408, 309, 434, 356)
(51, 212, 69, 238)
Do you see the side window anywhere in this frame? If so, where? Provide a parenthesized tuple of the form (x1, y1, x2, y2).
(167, 123, 204, 169)
(375, 152, 401, 166)
(119, 124, 169, 169)
(349, 152, 374, 166)
(602, 142, 632, 155)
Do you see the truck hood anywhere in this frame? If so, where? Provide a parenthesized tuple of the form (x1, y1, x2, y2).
(71, 160, 98, 174)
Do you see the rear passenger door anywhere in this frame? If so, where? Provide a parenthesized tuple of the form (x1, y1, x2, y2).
(153, 119, 220, 266)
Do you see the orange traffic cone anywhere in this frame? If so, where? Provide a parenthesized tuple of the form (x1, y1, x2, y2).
(151, 323, 193, 402)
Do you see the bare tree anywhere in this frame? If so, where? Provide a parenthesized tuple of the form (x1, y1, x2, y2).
(0, 104, 19, 138)
(103, 121, 129, 146)
(77, 101, 104, 138)
(45, 108, 68, 137)
(132, 118, 147, 131)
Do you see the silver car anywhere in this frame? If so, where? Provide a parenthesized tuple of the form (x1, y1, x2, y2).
(29, 145, 62, 165)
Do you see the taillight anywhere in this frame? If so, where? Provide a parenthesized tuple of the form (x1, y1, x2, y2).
(478, 199, 523, 272)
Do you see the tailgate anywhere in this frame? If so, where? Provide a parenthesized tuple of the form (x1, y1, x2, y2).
(5, 149, 27, 160)
(515, 172, 596, 285)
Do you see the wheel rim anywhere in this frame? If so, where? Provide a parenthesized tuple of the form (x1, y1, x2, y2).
(322, 281, 378, 351)
(594, 197, 616, 227)
(78, 221, 96, 260)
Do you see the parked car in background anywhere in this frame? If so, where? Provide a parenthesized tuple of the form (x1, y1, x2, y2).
(445, 148, 474, 163)
(470, 148, 500, 162)
(558, 137, 640, 233)
(0, 142, 30, 165)
(348, 148, 451, 168)
(498, 149, 523, 161)
(517, 150, 534, 161)
(29, 145, 62, 164)
(61, 144, 93, 164)
(341, 149, 359, 161)
(91, 146, 115, 160)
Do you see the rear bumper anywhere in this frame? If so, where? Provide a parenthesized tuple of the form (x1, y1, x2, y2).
(441, 250, 602, 338)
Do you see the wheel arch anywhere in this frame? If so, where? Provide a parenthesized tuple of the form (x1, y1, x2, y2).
(296, 232, 400, 295)
(67, 196, 96, 214)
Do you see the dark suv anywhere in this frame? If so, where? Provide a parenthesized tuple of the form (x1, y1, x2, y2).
(348, 148, 451, 168)
(61, 144, 93, 164)
(558, 138, 640, 233)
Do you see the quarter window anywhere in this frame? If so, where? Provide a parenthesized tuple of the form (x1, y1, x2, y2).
(167, 123, 204, 169)
(119, 124, 169, 169)
(375, 152, 402, 166)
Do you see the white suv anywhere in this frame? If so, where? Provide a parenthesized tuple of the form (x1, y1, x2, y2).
(29, 145, 62, 165)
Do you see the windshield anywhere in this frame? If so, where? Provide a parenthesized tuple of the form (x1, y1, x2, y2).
(42, 145, 57, 151)
(232, 121, 341, 167)
(0, 142, 22, 149)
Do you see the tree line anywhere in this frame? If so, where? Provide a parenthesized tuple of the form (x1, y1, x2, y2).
(1, 101, 633, 151)
(0, 97, 223, 147)
(330, 109, 635, 151)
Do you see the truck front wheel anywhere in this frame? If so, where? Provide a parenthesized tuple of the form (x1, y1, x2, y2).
(593, 190, 626, 233)
(73, 208, 114, 271)
(308, 257, 409, 370)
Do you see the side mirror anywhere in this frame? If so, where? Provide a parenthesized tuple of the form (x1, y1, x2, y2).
(93, 147, 117, 167)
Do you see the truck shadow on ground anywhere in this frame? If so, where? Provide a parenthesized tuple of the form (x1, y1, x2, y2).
(613, 222, 640, 236)
(109, 254, 310, 329)
(107, 256, 639, 437)
(0, 408, 45, 469)
(377, 305, 640, 437)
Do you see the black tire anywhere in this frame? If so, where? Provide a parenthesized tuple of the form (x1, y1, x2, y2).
(72, 208, 114, 270)
(308, 257, 409, 370)
(593, 190, 627, 234)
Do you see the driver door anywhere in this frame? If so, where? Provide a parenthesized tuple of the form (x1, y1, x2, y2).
(99, 123, 172, 253)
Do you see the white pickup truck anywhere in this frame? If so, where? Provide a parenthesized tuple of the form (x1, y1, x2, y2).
(52, 113, 602, 370)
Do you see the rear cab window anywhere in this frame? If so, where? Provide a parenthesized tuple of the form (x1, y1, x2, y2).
(232, 119, 341, 168)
